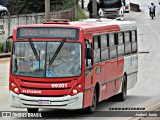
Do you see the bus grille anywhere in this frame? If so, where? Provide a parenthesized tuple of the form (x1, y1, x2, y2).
(15, 78, 76, 96)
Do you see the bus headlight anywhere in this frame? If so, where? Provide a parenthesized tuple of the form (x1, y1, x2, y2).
(73, 89, 78, 94)
(71, 84, 82, 96)
(11, 82, 20, 94)
(14, 88, 19, 93)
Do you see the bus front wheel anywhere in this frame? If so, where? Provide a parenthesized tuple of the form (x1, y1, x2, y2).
(27, 108, 39, 113)
(84, 89, 97, 114)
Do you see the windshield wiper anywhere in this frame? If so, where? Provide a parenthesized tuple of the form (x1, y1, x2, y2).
(28, 38, 40, 61)
(49, 39, 66, 67)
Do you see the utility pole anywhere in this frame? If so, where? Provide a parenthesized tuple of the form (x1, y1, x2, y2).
(81, 0, 84, 9)
(45, 0, 50, 21)
(92, 0, 97, 18)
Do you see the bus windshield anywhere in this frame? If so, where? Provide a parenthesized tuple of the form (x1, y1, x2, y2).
(12, 41, 81, 78)
(100, 0, 122, 8)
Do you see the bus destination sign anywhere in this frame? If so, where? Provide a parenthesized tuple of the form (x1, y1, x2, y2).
(17, 27, 78, 39)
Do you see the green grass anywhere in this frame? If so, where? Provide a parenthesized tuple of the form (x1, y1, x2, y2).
(0, 41, 12, 53)
(0, 42, 4, 53)
(75, 4, 87, 21)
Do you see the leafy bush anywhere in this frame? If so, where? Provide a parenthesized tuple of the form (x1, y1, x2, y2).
(0, 41, 11, 53)
(0, 42, 4, 53)
(8, 40, 12, 52)
(6, 0, 76, 15)
(51, 0, 75, 11)
(75, 4, 87, 21)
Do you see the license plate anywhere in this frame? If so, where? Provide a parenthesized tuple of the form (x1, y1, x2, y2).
(38, 100, 51, 104)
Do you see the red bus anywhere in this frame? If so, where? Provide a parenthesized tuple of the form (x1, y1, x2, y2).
(9, 18, 138, 113)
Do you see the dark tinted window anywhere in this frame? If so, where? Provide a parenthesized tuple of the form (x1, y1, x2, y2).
(109, 33, 115, 46)
(118, 32, 124, 44)
(100, 34, 108, 48)
(125, 31, 131, 43)
(93, 36, 100, 49)
(93, 35, 101, 63)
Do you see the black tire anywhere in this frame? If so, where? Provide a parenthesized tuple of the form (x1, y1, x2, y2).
(84, 89, 97, 114)
(27, 108, 39, 113)
(151, 13, 154, 19)
(118, 76, 127, 101)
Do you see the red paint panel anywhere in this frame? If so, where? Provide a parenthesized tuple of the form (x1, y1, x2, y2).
(93, 63, 106, 101)
(115, 57, 124, 94)
(105, 59, 117, 98)
(106, 60, 118, 80)
(83, 71, 94, 108)
(117, 57, 124, 77)
(10, 76, 80, 96)
(106, 81, 115, 98)
(15, 79, 76, 89)
(83, 88, 94, 108)
(84, 72, 93, 90)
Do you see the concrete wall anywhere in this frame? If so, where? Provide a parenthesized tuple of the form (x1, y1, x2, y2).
(0, 7, 76, 42)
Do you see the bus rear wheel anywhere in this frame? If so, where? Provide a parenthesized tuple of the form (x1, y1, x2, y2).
(84, 89, 97, 114)
(112, 75, 127, 101)
(27, 108, 39, 113)
(118, 76, 127, 101)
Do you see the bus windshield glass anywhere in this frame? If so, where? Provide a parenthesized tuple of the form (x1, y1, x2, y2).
(12, 41, 81, 77)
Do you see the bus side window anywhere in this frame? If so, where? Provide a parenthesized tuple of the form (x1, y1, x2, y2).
(109, 33, 117, 59)
(100, 34, 109, 61)
(109, 33, 115, 46)
(85, 40, 93, 77)
(132, 30, 138, 53)
(124, 31, 132, 55)
(93, 35, 101, 63)
(85, 41, 92, 67)
(118, 32, 124, 57)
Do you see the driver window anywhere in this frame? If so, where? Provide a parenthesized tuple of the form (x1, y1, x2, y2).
(85, 41, 92, 67)
(85, 40, 93, 77)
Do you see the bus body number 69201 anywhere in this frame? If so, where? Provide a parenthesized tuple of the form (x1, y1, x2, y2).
(51, 83, 68, 88)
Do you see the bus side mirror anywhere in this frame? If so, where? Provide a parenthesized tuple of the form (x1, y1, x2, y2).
(4, 35, 12, 53)
(87, 48, 92, 59)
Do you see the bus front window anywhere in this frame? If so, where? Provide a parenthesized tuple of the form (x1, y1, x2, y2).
(12, 42, 81, 78)
(100, 0, 122, 8)
(46, 42, 81, 77)
(12, 42, 46, 77)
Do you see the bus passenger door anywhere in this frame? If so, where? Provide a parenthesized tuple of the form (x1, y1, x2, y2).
(83, 40, 94, 108)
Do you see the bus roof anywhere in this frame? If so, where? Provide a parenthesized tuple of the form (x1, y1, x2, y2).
(70, 19, 137, 32)
(15, 18, 137, 33)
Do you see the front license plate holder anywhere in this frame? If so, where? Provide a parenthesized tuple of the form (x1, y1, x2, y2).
(38, 100, 51, 105)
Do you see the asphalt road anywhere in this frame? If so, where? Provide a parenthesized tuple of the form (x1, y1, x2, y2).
(1, 0, 160, 119)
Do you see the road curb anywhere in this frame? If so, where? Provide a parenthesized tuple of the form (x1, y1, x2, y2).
(0, 53, 10, 58)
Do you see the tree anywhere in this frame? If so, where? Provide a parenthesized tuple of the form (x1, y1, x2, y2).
(5, 0, 75, 15)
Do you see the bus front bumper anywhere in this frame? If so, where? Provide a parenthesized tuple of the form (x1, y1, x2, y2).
(9, 91, 83, 110)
